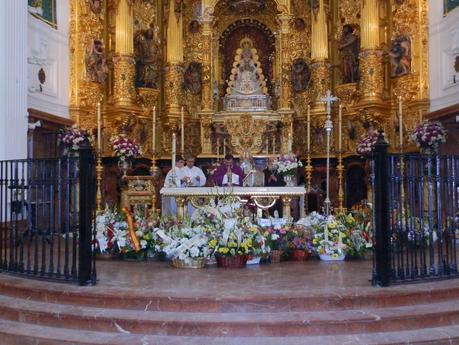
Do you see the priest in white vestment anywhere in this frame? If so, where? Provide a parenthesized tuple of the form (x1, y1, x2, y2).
(161, 156, 185, 216)
(182, 156, 206, 217)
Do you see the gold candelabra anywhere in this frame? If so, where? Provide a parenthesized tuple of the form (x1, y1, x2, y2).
(336, 151, 345, 213)
(96, 154, 104, 213)
(150, 151, 159, 213)
(305, 153, 312, 192)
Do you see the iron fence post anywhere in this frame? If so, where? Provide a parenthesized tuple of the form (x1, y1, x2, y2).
(78, 138, 94, 286)
(373, 131, 391, 286)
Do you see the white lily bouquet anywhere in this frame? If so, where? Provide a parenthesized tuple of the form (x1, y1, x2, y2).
(273, 154, 303, 176)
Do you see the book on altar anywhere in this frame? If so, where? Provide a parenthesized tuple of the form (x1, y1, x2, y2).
(222, 173, 239, 186)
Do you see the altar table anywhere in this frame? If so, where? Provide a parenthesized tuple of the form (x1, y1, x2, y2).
(160, 186, 306, 219)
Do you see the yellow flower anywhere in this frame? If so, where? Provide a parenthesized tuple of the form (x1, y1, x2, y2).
(218, 247, 229, 254)
(208, 239, 218, 248)
(328, 222, 337, 229)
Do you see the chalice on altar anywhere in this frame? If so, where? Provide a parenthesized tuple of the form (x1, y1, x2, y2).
(183, 176, 193, 187)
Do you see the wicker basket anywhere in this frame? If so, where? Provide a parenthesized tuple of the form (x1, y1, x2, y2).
(291, 249, 310, 261)
(215, 254, 248, 268)
(172, 257, 207, 269)
(270, 250, 282, 263)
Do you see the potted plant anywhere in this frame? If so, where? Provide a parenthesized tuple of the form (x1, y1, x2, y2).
(263, 226, 288, 263)
(356, 130, 379, 158)
(410, 120, 447, 155)
(309, 213, 349, 261)
(59, 125, 90, 156)
(110, 134, 142, 176)
(272, 154, 303, 186)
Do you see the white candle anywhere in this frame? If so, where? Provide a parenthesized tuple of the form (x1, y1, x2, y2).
(223, 138, 226, 157)
(97, 102, 101, 153)
(181, 106, 185, 154)
(398, 96, 403, 151)
(288, 133, 292, 153)
(216, 138, 220, 160)
(266, 138, 269, 154)
(338, 104, 342, 152)
(272, 137, 276, 155)
(172, 133, 176, 171)
(419, 109, 423, 123)
(324, 224, 329, 243)
(152, 106, 156, 152)
(307, 104, 311, 153)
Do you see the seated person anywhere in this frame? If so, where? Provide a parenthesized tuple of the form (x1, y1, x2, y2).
(212, 154, 244, 187)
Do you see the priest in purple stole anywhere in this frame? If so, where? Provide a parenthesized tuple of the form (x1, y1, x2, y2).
(213, 154, 245, 187)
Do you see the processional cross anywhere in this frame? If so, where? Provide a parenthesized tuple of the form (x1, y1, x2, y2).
(320, 90, 338, 216)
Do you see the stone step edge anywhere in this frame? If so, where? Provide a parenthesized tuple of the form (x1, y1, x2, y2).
(2, 275, 459, 312)
(1, 293, 459, 334)
(1, 318, 459, 345)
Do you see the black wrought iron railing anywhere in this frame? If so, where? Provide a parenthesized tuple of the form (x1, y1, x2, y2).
(372, 133, 459, 286)
(0, 140, 96, 285)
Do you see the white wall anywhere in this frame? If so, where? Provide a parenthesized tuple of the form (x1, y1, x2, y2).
(429, 1, 459, 112)
(27, 0, 70, 118)
(0, 1, 28, 161)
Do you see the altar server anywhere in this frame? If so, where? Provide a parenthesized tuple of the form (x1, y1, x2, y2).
(162, 156, 185, 216)
(182, 155, 206, 187)
(213, 154, 245, 187)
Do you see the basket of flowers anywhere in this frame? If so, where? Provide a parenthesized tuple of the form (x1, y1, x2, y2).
(209, 217, 259, 268)
(410, 120, 447, 155)
(111, 134, 142, 176)
(155, 218, 213, 269)
(286, 225, 312, 261)
(337, 212, 372, 259)
(263, 225, 288, 263)
(94, 206, 126, 259)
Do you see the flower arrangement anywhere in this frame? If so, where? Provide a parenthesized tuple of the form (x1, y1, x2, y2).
(156, 219, 213, 263)
(263, 225, 288, 251)
(306, 213, 350, 260)
(111, 134, 142, 161)
(410, 120, 447, 154)
(59, 125, 88, 153)
(356, 130, 379, 157)
(286, 225, 313, 252)
(273, 154, 303, 176)
(95, 206, 127, 255)
(336, 212, 372, 258)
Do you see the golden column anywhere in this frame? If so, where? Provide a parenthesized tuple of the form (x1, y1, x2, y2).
(310, 0, 330, 109)
(113, 0, 136, 107)
(201, 14, 213, 112)
(359, 0, 384, 102)
(278, 13, 292, 111)
(165, 0, 183, 127)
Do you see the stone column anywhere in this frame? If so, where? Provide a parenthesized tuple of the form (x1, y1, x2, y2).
(0, 1, 27, 160)
(113, 0, 136, 107)
(310, 0, 330, 109)
(165, 0, 183, 121)
(359, 0, 383, 102)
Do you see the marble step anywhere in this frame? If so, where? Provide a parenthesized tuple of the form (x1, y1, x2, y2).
(1, 294, 459, 336)
(1, 318, 459, 345)
(2, 274, 459, 313)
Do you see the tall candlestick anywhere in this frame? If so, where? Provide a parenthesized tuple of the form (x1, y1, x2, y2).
(398, 96, 403, 151)
(172, 133, 176, 170)
(266, 138, 269, 154)
(97, 102, 101, 153)
(338, 104, 342, 152)
(307, 104, 311, 153)
(152, 106, 156, 152)
(272, 137, 276, 155)
(181, 106, 185, 154)
(223, 138, 226, 157)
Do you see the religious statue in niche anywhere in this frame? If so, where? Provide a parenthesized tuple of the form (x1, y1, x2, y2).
(293, 18, 306, 32)
(134, 26, 161, 88)
(85, 39, 108, 84)
(310, 0, 319, 16)
(338, 25, 360, 84)
(183, 62, 202, 95)
(389, 36, 411, 77)
(174, 0, 184, 17)
(88, 0, 102, 14)
(291, 58, 311, 93)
